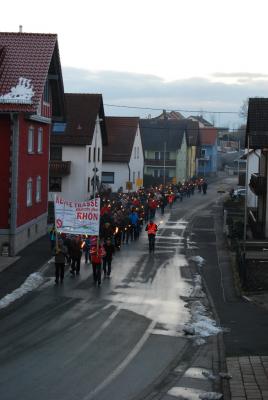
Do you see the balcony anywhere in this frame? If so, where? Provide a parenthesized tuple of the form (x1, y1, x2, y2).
(145, 159, 176, 166)
(249, 173, 266, 196)
(198, 155, 210, 161)
(49, 160, 71, 177)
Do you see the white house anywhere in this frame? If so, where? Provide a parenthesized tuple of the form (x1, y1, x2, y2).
(242, 149, 259, 208)
(102, 117, 144, 192)
(48, 93, 107, 206)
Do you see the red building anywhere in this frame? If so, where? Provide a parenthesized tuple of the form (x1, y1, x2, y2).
(0, 32, 65, 255)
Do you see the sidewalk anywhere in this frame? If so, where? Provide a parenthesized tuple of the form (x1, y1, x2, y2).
(0, 256, 20, 273)
(0, 235, 51, 299)
(212, 201, 268, 400)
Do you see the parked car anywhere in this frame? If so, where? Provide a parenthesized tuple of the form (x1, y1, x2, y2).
(233, 188, 246, 198)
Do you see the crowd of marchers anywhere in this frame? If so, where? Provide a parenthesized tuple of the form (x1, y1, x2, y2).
(49, 177, 208, 286)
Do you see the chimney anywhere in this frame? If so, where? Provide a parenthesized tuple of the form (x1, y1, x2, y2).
(19, 25, 23, 33)
(163, 109, 168, 120)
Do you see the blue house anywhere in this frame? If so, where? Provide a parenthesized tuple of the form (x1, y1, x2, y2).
(197, 128, 217, 176)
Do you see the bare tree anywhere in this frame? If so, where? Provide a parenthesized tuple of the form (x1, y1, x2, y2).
(239, 98, 249, 120)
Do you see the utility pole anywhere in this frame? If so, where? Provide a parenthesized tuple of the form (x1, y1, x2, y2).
(163, 141, 166, 187)
(237, 139, 240, 181)
(93, 116, 99, 198)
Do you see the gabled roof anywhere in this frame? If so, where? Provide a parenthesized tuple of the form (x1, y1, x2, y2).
(246, 98, 268, 149)
(103, 117, 139, 162)
(199, 128, 217, 145)
(0, 32, 64, 116)
(188, 115, 213, 127)
(51, 93, 107, 146)
(140, 119, 199, 151)
(153, 110, 185, 120)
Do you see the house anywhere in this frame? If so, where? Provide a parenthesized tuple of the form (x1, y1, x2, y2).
(49, 93, 107, 207)
(188, 115, 214, 128)
(153, 110, 185, 120)
(240, 150, 259, 208)
(0, 31, 65, 255)
(245, 98, 268, 238)
(140, 119, 190, 184)
(102, 117, 144, 192)
(197, 128, 218, 176)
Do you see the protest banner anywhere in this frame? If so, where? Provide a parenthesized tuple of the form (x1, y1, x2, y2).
(54, 196, 100, 236)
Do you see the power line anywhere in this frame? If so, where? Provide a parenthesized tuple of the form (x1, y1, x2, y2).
(104, 103, 240, 115)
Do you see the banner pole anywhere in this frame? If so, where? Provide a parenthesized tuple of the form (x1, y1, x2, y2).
(54, 194, 58, 250)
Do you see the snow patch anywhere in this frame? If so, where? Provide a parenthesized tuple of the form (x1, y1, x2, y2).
(190, 300, 222, 337)
(190, 255, 205, 266)
(0, 77, 35, 103)
(0, 272, 44, 309)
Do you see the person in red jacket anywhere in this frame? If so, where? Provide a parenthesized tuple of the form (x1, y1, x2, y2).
(90, 239, 106, 286)
(145, 220, 158, 253)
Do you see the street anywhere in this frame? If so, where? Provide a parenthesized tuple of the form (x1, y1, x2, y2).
(0, 179, 232, 400)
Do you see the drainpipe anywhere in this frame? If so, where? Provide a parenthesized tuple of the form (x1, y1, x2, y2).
(9, 113, 19, 256)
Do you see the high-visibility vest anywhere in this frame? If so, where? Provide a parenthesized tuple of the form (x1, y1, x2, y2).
(147, 223, 157, 235)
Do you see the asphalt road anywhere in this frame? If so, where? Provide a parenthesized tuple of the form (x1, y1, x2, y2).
(0, 178, 234, 400)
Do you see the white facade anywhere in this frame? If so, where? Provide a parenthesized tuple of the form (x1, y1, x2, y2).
(102, 125, 144, 192)
(102, 162, 129, 192)
(49, 116, 103, 202)
(246, 150, 259, 208)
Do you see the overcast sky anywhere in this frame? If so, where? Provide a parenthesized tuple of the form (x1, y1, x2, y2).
(2, 0, 268, 127)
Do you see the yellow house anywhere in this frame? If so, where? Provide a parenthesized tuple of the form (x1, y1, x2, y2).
(186, 121, 200, 179)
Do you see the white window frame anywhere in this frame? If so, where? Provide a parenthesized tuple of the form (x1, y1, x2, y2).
(36, 176, 41, 202)
(155, 151, 160, 160)
(28, 127, 34, 153)
(37, 127, 43, 153)
(27, 178, 33, 206)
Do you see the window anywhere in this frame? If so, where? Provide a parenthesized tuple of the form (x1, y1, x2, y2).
(138, 171, 140, 178)
(27, 178, 33, 206)
(97, 147, 100, 162)
(88, 177, 91, 192)
(155, 151, 160, 160)
(37, 128, 43, 153)
(134, 147, 136, 159)
(50, 146, 62, 161)
(43, 79, 49, 103)
(133, 171, 136, 184)
(49, 177, 62, 192)
(201, 149, 206, 157)
(88, 147, 91, 162)
(153, 169, 159, 178)
(28, 127, 34, 153)
(137, 147, 139, 159)
(36, 176, 41, 202)
(93, 147, 96, 162)
(102, 172, 114, 184)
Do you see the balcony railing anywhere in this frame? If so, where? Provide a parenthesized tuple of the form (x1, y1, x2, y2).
(49, 160, 71, 177)
(145, 159, 176, 166)
(249, 173, 266, 196)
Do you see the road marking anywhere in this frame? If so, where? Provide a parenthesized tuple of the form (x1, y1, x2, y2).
(242, 295, 252, 302)
(82, 320, 156, 400)
(63, 309, 120, 366)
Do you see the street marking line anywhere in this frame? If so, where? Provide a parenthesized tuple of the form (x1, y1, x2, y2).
(82, 320, 156, 400)
(63, 309, 120, 366)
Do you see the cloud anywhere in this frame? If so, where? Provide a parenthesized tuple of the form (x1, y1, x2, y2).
(62, 67, 268, 127)
(212, 72, 268, 79)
